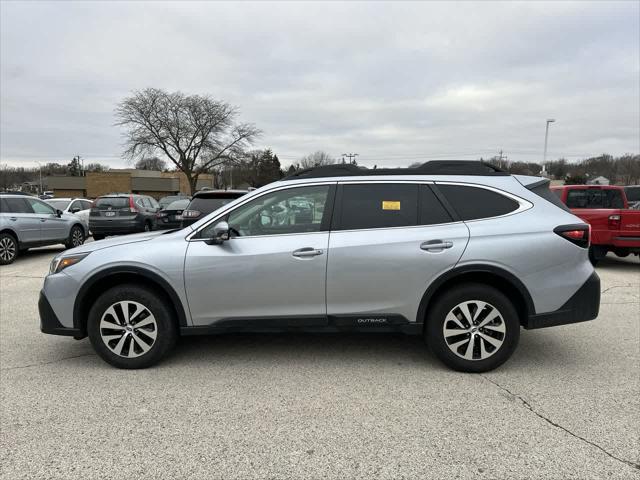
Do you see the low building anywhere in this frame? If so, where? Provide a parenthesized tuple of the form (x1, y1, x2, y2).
(45, 170, 214, 199)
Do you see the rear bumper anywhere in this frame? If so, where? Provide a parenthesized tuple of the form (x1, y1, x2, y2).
(524, 272, 600, 329)
(89, 218, 143, 234)
(39, 291, 84, 338)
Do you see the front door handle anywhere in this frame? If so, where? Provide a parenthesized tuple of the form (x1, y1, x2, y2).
(40, 218, 47, 222)
(420, 240, 453, 251)
(292, 247, 324, 258)
(9, 217, 17, 221)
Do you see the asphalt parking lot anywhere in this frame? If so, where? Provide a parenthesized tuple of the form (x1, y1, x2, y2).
(0, 245, 638, 480)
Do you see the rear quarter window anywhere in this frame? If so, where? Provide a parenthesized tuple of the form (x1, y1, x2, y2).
(436, 184, 519, 221)
(2, 197, 34, 214)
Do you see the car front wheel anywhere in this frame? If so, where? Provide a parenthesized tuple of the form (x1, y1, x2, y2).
(425, 284, 520, 373)
(87, 285, 177, 369)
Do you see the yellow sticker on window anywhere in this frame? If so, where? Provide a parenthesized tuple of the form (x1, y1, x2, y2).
(382, 201, 401, 210)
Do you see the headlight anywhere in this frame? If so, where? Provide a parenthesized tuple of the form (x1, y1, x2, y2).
(49, 253, 90, 275)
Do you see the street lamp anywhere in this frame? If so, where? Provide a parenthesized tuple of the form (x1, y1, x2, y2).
(36, 161, 43, 195)
(543, 118, 556, 164)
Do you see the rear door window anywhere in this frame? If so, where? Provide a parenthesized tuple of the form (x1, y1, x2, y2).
(337, 184, 418, 230)
(1, 197, 33, 213)
(566, 189, 624, 209)
(419, 185, 453, 225)
(436, 184, 519, 221)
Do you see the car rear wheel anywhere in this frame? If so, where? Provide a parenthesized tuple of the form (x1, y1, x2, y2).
(143, 221, 152, 232)
(65, 225, 85, 249)
(92, 234, 105, 241)
(425, 283, 520, 373)
(87, 285, 177, 369)
(588, 245, 607, 266)
(0, 233, 18, 265)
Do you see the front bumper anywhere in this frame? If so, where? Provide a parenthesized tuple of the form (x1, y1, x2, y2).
(524, 271, 600, 329)
(39, 291, 84, 338)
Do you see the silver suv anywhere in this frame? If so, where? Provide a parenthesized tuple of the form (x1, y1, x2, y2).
(0, 194, 87, 265)
(39, 162, 600, 372)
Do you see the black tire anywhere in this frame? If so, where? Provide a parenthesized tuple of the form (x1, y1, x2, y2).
(425, 283, 520, 373)
(143, 221, 152, 232)
(588, 246, 607, 266)
(0, 232, 18, 265)
(65, 225, 85, 249)
(87, 284, 177, 369)
(92, 234, 105, 241)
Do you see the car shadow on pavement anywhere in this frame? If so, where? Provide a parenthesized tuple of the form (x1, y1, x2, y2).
(597, 254, 639, 271)
(162, 330, 571, 372)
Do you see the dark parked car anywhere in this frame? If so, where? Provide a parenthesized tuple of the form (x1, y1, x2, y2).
(158, 194, 190, 210)
(181, 189, 248, 227)
(90, 194, 160, 240)
(156, 199, 190, 230)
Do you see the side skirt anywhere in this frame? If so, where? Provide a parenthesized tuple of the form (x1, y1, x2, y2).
(180, 314, 423, 336)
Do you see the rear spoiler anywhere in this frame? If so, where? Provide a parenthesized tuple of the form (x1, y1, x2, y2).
(513, 175, 549, 189)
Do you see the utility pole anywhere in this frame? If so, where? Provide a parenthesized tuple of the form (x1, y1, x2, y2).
(342, 153, 359, 164)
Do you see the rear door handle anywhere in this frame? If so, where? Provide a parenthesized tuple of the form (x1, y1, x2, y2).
(40, 218, 47, 222)
(9, 217, 17, 221)
(292, 247, 324, 258)
(420, 240, 453, 251)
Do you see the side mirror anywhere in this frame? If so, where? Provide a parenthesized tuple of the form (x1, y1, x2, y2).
(206, 221, 230, 245)
(56, 209, 63, 217)
(70, 207, 80, 214)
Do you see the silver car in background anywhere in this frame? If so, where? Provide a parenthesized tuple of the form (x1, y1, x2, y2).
(39, 162, 600, 372)
(45, 198, 93, 231)
(0, 194, 87, 265)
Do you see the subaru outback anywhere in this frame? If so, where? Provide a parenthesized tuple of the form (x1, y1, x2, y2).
(39, 161, 600, 372)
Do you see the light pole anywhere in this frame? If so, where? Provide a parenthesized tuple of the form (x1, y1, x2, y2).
(543, 119, 556, 164)
(35, 162, 43, 195)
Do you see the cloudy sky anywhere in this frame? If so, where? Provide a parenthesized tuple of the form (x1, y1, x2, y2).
(1, 1, 638, 169)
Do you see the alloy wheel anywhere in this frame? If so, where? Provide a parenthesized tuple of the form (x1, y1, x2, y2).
(100, 301, 158, 358)
(0, 237, 16, 262)
(442, 300, 506, 361)
(71, 228, 84, 247)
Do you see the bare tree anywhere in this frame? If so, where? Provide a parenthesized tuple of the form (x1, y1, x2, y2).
(135, 157, 166, 171)
(115, 88, 261, 194)
(299, 151, 336, 169)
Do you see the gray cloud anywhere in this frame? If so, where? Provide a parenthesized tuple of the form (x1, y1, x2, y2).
(1, 1, 638, 168)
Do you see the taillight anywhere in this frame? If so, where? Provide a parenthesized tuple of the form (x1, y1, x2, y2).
(608, 214, 621, 230)
(181, 210, 201, 218)
(554, 224, 590, 248)
(129, 195, 138, 213)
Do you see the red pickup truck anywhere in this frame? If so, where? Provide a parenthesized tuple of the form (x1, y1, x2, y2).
(551, 185, 640, 265)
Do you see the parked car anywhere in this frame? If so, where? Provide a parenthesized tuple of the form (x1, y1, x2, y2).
(551, 185, 640, 264)
(158, 194, 190, 210)
(181, 189, 248, 227)
(0, 194, 87, 265)
(156, 199, 190, 230)
(46, 198, 93, 230)
(89, 194, 160, 240)
(40, 161, 600, 372)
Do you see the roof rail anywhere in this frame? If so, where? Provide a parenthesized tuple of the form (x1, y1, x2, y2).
(282, 160, 508, 180)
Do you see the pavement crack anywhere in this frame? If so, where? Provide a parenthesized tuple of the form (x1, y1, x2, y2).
(480, 374, 640, 471)
(1, 353, 96, 371)
(601, 284, 639, 295)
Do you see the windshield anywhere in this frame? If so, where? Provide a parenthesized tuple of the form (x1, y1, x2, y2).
(46, 199, 71, 210)
(187, 194, 244, 214)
